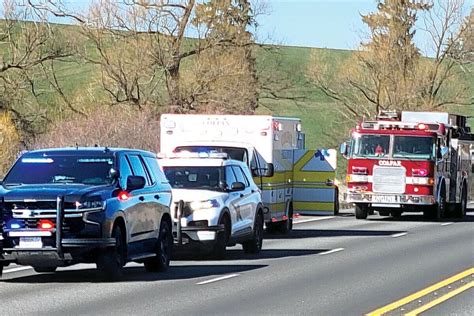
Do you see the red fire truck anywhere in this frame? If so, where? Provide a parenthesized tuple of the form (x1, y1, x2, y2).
(341, 111, 474, 220)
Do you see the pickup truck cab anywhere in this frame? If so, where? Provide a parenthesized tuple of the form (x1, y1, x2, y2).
(0, 147, 172, 280)
(159, 152, 264, 258)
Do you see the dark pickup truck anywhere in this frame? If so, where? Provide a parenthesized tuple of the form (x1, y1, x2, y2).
(0, 147, 173, 280)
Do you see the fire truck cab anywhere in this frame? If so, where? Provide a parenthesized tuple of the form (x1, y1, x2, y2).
(342, 111, 474, 220)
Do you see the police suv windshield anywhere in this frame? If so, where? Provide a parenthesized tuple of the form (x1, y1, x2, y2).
(163, 166, 223, 191)
(3, 155, 115, 185)
(174, 146, 248, 164)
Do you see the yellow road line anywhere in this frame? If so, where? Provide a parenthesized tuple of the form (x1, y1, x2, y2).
(366, 267, 474, 316)
(405, 281, 474, 316)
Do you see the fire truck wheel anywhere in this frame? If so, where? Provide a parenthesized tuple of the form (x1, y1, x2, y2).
(435, 191, 447, 221)
(211, 214, 230, 259)
(33, 266, 57, 273)
(355, 204, 368, 219)
(454, 184, 468, 219)
(97, 225, 125, 281)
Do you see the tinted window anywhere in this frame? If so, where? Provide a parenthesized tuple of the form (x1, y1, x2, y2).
(144, 157, 169, 184)
(4, 155, 115, 185)
(128, 155, 150, 185)
(232, 166, 249, 187)
(225, 166, 237, 186)
(175, 146, 248, 164)
(119, 155, 133, 189)
(163, 166, 222, 191)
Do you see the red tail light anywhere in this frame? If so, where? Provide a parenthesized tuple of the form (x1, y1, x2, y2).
(118, 191, 131, 201)
(38, 219, 55, 230)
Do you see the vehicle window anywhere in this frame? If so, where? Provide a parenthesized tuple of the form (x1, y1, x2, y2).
(250, 151, 260, 176)
(232, 166, 249, 187)
(3, 155, 115, 185)
(128, 154, 150, 186)
(352, 134, 390, 158)
(225, 166, 237, 186)
(174, 146, 248, 164)
(163, 166, 222, 191)
(144, 157, 169, 184)
(254, 150, 269, 176)
(119, 155, 133, 189)
(393, 136, 435, 160)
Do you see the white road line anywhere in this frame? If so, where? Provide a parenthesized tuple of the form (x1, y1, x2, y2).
(3, 266, 32, 274)
(197, 274, 239, 285)
(441, 222, 454, 226)
(319, 248, 344, 256)
(391, 232, 408, 238)
(294, 216, 335, 225)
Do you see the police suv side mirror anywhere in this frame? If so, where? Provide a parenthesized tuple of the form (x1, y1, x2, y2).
(231, 182, 245, 191)
(126, 175, 146, 191)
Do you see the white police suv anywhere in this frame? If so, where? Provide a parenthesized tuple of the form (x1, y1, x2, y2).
(159, 153, 264, 258)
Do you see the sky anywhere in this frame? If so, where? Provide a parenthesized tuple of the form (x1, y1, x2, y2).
(256, 0, 474, 53)
(60, 0, 474, 54)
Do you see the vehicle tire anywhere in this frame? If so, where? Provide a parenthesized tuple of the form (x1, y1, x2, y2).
(454, 184, 468, 219)
(97, 225, 125, 281)
(144, 220, 173, 272)
(33, 266, 57, 273)
(391, 210, 402, 218)
(0, 264, 3, 277)
(242, 211, 264, 254)
(211, 214, 230, 259)
(279, 204, 293, 234)
(334, 188, 340, 216)
(355, 204, 368, 219)
(435, 189, 447, 221)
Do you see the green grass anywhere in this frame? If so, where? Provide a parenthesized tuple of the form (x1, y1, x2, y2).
(2, 21, 472, 151)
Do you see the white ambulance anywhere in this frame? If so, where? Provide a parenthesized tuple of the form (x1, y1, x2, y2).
(160, 114, 338, 233)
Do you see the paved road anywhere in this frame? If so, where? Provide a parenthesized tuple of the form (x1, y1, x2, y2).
(1, 210, 473, 315)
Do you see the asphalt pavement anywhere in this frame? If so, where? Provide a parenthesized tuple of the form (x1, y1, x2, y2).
(1, 210, 473, 315)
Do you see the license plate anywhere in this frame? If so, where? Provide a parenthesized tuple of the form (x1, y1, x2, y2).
(18, 237, 43, 249)
(372, 195, 396, 203)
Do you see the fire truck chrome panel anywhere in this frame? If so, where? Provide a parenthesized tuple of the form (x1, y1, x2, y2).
(372, 166, 406, 194)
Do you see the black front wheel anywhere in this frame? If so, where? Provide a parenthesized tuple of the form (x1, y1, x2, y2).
(33, 266, 57, 273)
(211, 215, 230, 259)
(144, 220, 173, 272)
(97, 225, 126, 281)
(242, 212, 264, 254)
(355, 204, 368, 219)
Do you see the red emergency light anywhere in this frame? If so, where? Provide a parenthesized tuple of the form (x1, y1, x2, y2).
(38, 219, 55, 230)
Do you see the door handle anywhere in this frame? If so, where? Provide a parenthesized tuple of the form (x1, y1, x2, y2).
(154, 194, 160, 200)
(240, 194, 244, 198)
(139, 196, 145, 201)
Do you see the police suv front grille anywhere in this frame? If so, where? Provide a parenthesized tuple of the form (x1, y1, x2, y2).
(2, 201, 85, 233)
(372, 166, 406, 194)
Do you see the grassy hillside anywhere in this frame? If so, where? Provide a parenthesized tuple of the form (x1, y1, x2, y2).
(2, 23, 472, 156)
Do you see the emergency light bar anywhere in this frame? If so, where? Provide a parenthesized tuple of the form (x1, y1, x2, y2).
(158, 152, 229, 159)
(360, 121, 442, 133)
